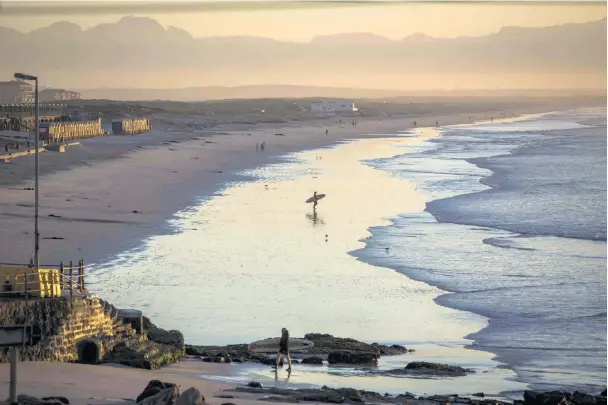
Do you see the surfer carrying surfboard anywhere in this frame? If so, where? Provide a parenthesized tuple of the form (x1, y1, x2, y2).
(274, 328, 292, 372)
(306, 191, 326, 209)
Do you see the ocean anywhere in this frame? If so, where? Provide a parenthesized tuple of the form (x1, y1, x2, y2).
(89, 108, 607, 396)
(354, 108, 607, 392)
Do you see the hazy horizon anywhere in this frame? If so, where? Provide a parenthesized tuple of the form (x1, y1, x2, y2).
(0, 1, 605, 96)
(1, 1, 605, 42)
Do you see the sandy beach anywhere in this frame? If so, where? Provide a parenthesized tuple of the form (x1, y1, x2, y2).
(0, 98, 597, 266)
(0, 97, 605, 403)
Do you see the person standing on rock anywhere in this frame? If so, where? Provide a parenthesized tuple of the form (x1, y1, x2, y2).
(274, 327, 292, 373)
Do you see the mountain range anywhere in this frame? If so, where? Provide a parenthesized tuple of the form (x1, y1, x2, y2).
(0, 16, 605, 99)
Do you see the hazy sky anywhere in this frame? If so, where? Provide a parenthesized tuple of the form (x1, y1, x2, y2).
(0, 1, 605, 42)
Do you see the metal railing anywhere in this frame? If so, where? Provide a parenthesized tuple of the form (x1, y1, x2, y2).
(0, 260, 87, 299)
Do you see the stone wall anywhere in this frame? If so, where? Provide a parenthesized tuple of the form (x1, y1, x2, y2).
(0, 296, 136, 363)
(0, 295, 185, 369)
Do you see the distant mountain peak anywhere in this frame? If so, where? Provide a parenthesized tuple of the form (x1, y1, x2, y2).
(402, 32, 437, 43)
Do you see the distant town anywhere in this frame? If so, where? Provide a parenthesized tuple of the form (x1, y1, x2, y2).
(0, 79, 81, 104)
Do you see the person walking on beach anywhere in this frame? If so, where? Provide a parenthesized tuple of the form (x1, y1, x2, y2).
(275, 328, 292, 372)
(260, 141, 265, 151)
(325, 129, 328, 136)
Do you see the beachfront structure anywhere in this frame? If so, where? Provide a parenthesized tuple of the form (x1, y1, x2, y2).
(0, 80, 34, 104)
(310, 101, 358, 114)
(112, 118, 152, 135)
(40, 88, 81, 102)
(39, 120, 104, 143)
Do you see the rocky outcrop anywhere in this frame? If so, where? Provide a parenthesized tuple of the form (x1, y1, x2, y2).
(302, 356, 324, 365)
(186, 333, 408, 365)
(523, 391, 607, 405)
(304, 333, 408, 357)
(103, 337, 184, 370)
(328, 351, 378, 365)
(227, 387, 607, 405)
(135, 381, 205, 405)
(378, 361, 471, 377)
(16, 396, 70, 405)
(142, 316, 185, 352)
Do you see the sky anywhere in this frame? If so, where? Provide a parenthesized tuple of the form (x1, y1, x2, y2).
(0, 1, 605, 42)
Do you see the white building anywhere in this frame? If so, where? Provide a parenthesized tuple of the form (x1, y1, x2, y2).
(310, 101, 358, 114)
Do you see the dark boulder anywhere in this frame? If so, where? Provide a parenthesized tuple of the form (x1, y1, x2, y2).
(601, 390, 607, 398)
(248, 382, 263, 388)
(573, 392, 596, 405)
(174, 387, 206, 405)
(137, 380, 179, 403)
(302, 356, 324, 365)
(328, 351, 378, 364)
(41, 398, 69, 405)
(335, 388, 364, 403)
(399, 361, 469, 376)
(524, 391, 573, 405)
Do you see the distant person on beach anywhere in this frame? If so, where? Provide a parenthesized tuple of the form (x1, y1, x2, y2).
(261, 142, 265, 151)
(256, 142, 259, 151)
(275, 327, 292, 372)
(325, 129, 328, 136)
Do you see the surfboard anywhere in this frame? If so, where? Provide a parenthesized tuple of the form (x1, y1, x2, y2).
(306, 194, 326, 203)
(248, 337, 314, 353)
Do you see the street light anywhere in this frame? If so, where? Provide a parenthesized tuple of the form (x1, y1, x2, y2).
(14, 72, 39, 275)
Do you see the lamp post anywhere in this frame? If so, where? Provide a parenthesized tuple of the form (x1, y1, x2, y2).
(14, 72, 39, 274)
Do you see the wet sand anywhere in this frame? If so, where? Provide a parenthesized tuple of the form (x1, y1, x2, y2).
(0, 104, 572, 267)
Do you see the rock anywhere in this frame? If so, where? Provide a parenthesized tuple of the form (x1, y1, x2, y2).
(42, 398, 69, 405)
(298, 393, 344, 403)
(383, 361, 470, 376)
(601, 390, 607, 398)
(473, 393, 485, 398)
(138, 387, 179, 405)
(214, 395, 235, 399)
(104, 338, 184, 370)
(248, 382, 263, 388)
(335, 388, 364, 403)
(17, 395, 44, 405)
(260, 357, 283, 366)
(137, 381, 179, 403)
(573, 392, 596, 405)
(175, 388, 205, 405)
(259, 396, 299, 403)
(302, 356, 324, 365)
(524, 391, 572, 405)
(143, 317, 185, 351)
(327, 350, 378, 364)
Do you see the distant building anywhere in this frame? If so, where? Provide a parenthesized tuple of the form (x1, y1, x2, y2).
(0, 80, 34, 104)
(310, 101, 358, 114)
(40, 89, 81, 102)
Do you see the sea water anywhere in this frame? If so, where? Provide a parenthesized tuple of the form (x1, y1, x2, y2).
(354, 108, 607, 392)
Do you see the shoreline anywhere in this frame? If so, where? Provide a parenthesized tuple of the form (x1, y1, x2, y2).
(350, 107, 607, 393)
(0, 100, 605, 403)
(0, 103, 577, 267)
